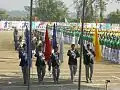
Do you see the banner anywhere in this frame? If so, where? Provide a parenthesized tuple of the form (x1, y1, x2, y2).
(0, 21, 120, 31)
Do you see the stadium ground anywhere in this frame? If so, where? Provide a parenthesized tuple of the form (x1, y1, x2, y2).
(0, 31, 120, 90)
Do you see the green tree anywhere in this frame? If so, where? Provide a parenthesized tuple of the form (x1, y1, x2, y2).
(97, 0, 108, 22)
(0, 9, 8, 20)
(34, 0, 68, 21)
(73, 0, 97, 21)
(107, 9, 120, 23)
(72, 0, 109, 22)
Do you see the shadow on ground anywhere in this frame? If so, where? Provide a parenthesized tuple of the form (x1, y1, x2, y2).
(0, 75, 104, 90)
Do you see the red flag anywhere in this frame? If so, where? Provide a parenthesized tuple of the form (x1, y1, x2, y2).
(44, 29, 52, 61)
(96, 19, 98, 27)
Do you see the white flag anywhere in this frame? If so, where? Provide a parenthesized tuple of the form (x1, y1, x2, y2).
(65, 18, 68, 23)
(72, 32, 75, 44)
(59, 30, 64, 63)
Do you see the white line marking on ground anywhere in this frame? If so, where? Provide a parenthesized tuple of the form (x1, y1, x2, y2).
(1, 83, 120, 88)
(0, 84, 74, 88)
(80, 83, 120, 86)
(112, 76, 120, 80)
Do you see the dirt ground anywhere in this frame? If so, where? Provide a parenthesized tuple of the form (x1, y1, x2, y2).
(0, 31, 120, 90)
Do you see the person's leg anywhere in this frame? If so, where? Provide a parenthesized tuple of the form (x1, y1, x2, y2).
(37, 67, 41, 83)
(39, 67, 43, 82)
(52, 66, 56, 83)
(73, 65, 77, 82)
(22, 66, 28, 85)
(21, 66, 26, 85)
(48, 61, 52, 76)
(56, 66, 60, 83)
(14, 41, 17, 50)
(25, 66, 28, 85)
(89, 64, 93, 82)
(85, 65, 89, 83)
(73, 65, 77, 76)
(69, 65, 74, 82)
(41, 65, 46, 82)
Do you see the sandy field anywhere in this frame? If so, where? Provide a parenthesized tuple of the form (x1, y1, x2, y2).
(0, 31, 120, 90)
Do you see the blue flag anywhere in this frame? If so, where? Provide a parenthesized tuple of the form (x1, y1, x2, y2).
(25, 26, 32, 67)
(52, 24, 57, 49)
(25, 26, 29, 54)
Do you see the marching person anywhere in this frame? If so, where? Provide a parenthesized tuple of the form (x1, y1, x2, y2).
(51, 46, 60, 84)
(35, 45, 46, 84)
(47, 39, 54, 77)
(19, 43, 28, 85)
(31, 33, 37, 55)
(83, 44, 95, 83)
(13, 27, 19, 51)
(47, 59, 52, 76)
(47, 49, 54, 77)
(67, 44, 80, 82)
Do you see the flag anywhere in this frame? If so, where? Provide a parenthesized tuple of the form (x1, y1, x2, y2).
(96, 19, 98, 26)
(52, 24, 57, 49)
(93, 28, 102, 62)
(93, 19, 99, 46)
(44, 28, 52, 61)
(25, 26, 30, 54)
(59, 29, 64, 63)
(65, 18, 68, 23)
(80, 18, 81, 24)
(72, 31, 76, 44)
(25, 26, 32, 67)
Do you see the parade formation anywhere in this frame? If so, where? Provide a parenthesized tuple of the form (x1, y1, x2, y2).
(1, 0, 120, 90)
(12, 21, 120, 86)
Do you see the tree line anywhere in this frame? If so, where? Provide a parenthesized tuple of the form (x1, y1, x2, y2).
(0, 0, 120, 23)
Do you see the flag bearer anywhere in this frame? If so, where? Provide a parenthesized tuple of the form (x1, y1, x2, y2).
(35, 46, 46, 84)
(13, 27, 19, 50)
(19, 43, 28, 85)
(83, 44, 95, 83)
(67, 44, 80, 82)
(51, 46, 60, 84)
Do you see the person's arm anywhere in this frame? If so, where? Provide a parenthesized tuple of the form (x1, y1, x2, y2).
(90, 49, 95, 57)
(76, 50, 80, 58)
(19, 51, 22, 59)
(51, 54, 54, 61)
(34, 52, 38, 57)
(67, 50, 71, 56)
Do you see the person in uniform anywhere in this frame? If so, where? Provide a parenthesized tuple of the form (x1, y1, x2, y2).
(51, 46, 60, 84)
(13, 27, 19, 50)
(31, 33, 37, 55)
(67, 44, 80, 82)
(83, 44, 95, 83)
(35, 45, 46, 84)
(19, 43, 28, 85)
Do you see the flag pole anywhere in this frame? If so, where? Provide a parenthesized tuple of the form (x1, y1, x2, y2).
(78, 0, 86, 90)
(28, 0, 33, 90)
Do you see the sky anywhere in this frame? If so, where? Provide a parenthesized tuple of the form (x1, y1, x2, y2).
(0, 0, 120, 15)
